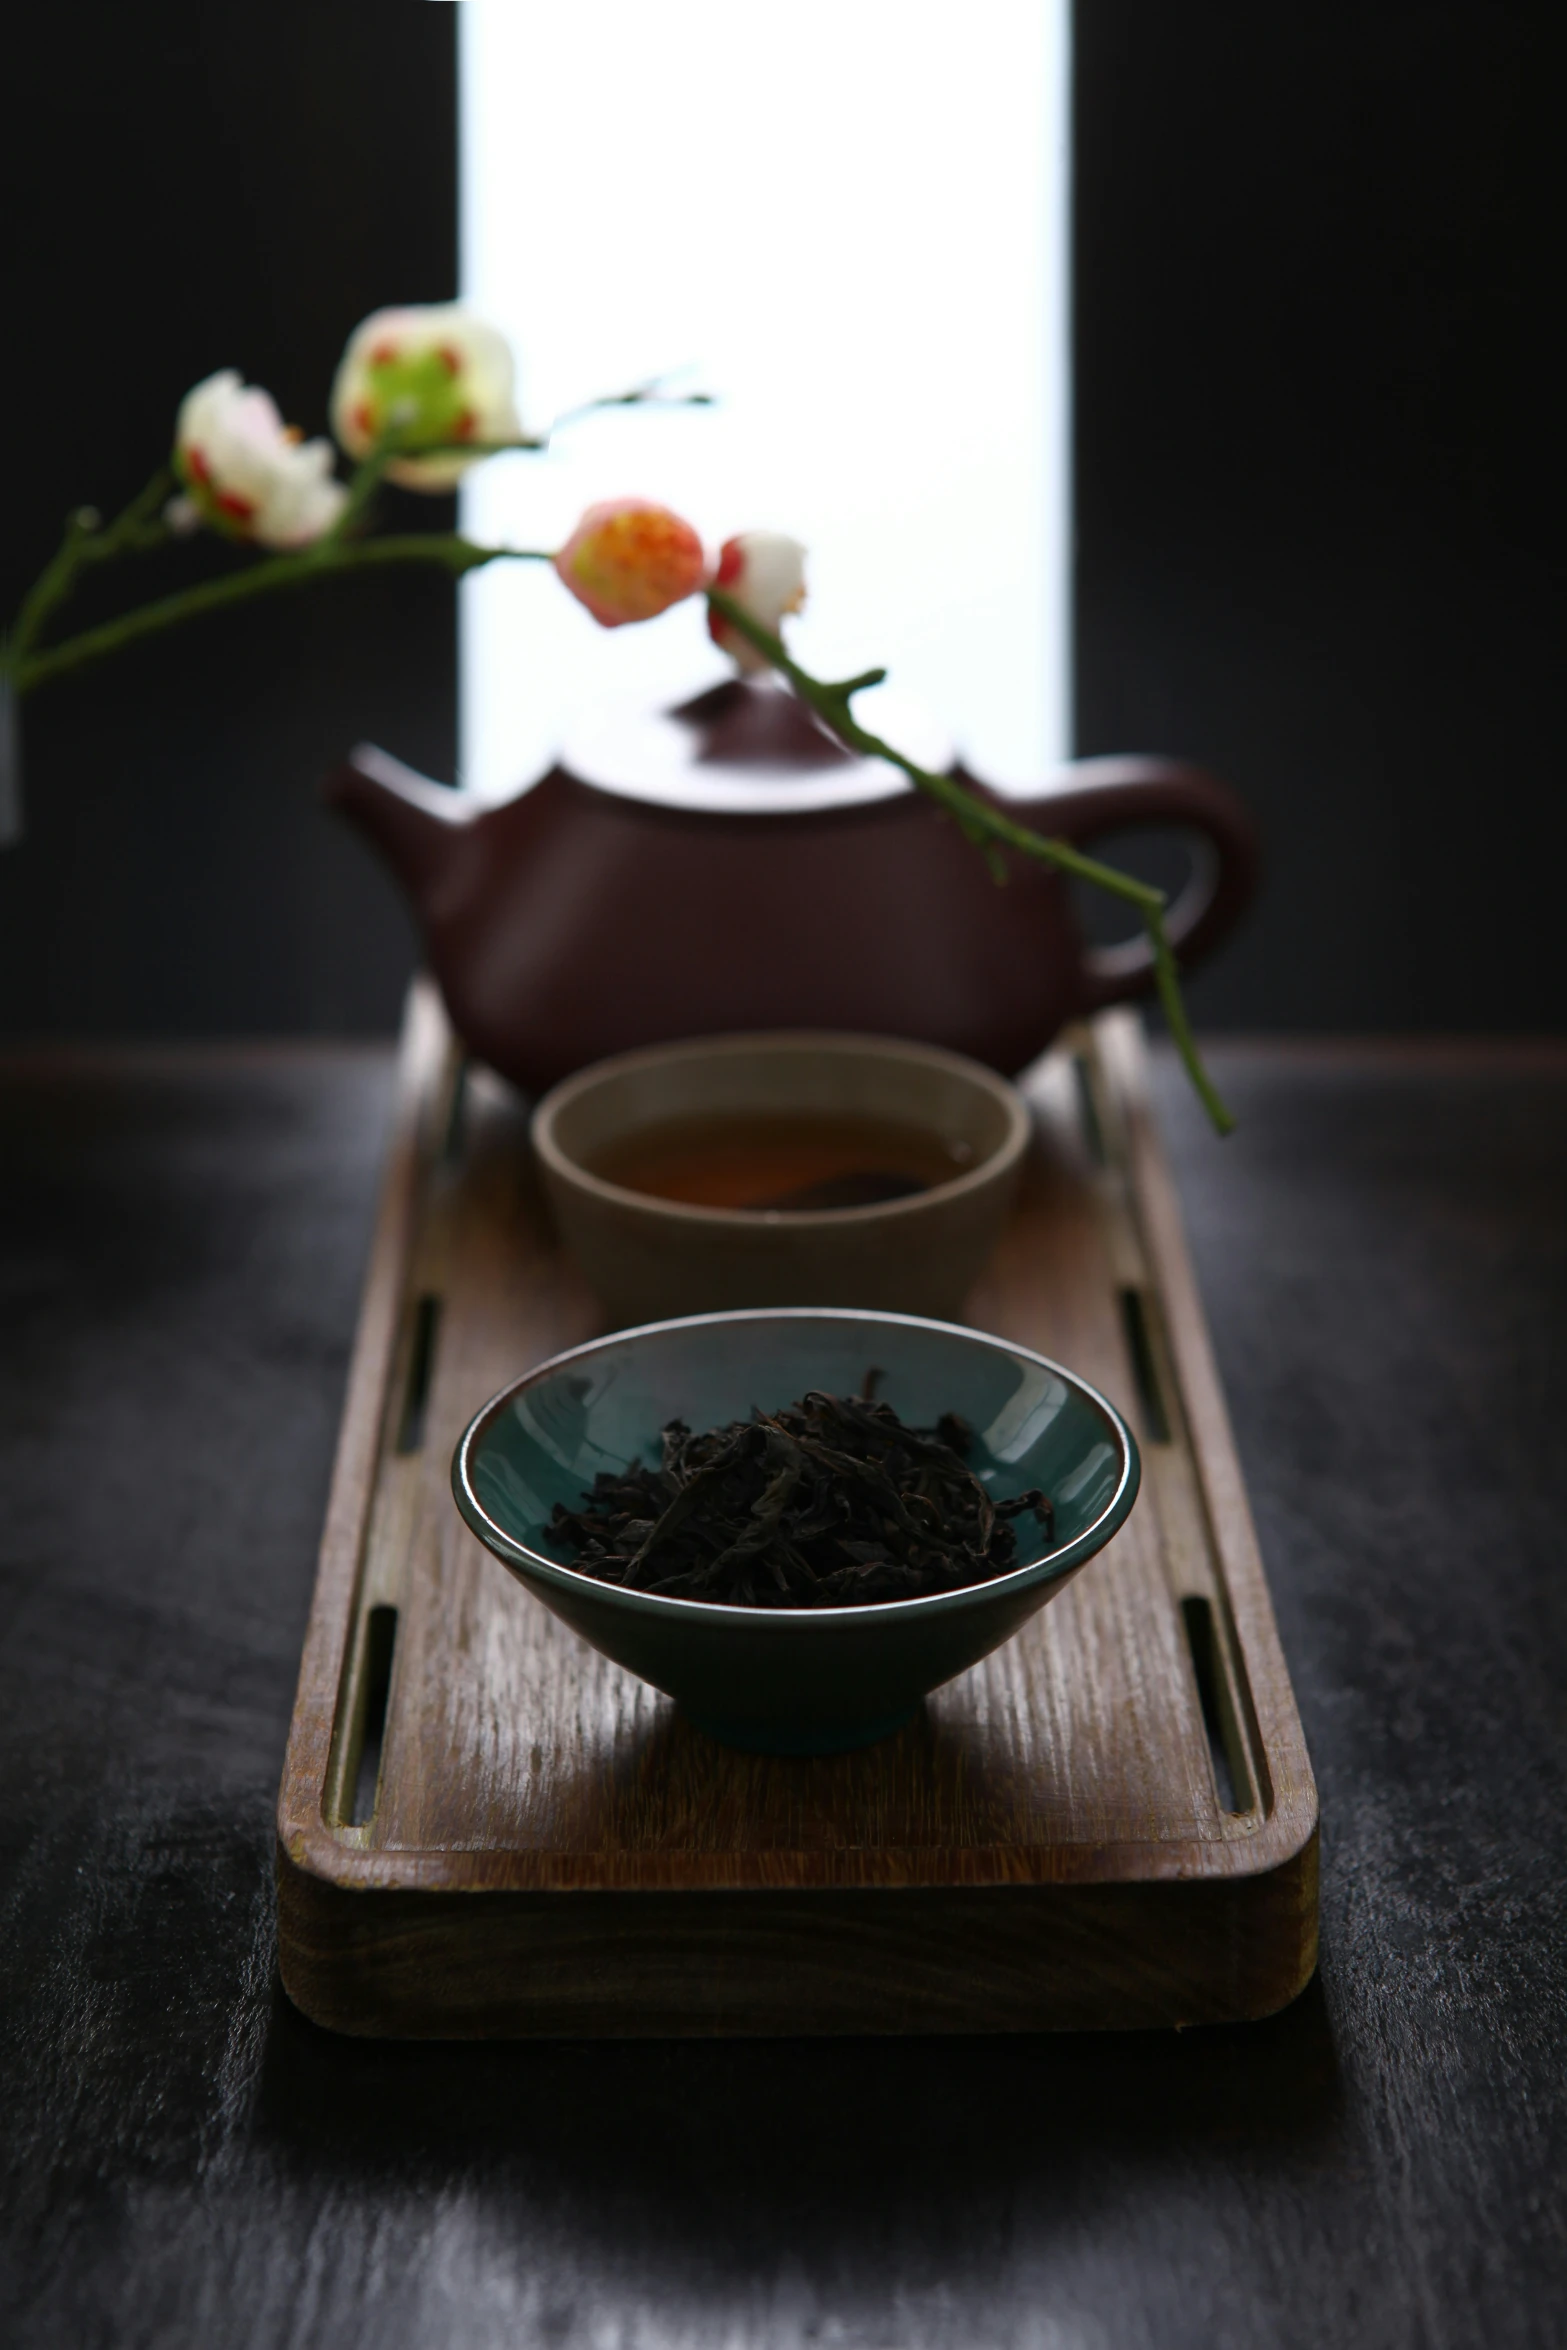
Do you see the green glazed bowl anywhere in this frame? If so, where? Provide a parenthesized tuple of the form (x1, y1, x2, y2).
(451, 1308, 1141, 1754)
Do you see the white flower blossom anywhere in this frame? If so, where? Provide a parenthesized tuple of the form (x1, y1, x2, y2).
(708, 531, 808, 672)
(331, 304, 522, 490)
(173, 372, 348, 549)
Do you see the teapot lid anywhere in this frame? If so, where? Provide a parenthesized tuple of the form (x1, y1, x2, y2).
(559, 678, 954, 814)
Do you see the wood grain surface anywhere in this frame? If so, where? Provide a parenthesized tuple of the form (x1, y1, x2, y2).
(6, 1036, 1566, 2345)
(276, 990, 1317, 2033)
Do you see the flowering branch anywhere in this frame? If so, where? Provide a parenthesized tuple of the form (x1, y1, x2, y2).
(4, 370, 712, 689)
(704, 584, 1236, 1136)
(0, 297, 1237, 1135)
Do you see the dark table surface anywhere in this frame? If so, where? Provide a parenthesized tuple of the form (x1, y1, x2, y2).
(2, 1037, 1564, 2350)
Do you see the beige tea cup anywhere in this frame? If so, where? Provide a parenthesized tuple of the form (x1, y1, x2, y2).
(531, 1031, 1031, 1329)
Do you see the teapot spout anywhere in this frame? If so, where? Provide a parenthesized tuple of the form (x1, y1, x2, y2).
(323, 741, 476, 909)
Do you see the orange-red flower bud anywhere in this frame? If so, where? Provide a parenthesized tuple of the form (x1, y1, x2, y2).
(554, 499, 707, 628)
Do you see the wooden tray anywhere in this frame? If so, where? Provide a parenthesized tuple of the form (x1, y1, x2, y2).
(276, 984, 1317, 2036)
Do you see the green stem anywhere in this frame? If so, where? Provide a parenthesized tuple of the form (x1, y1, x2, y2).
(11, 467, 175, 660)
(546, 380, 714, 435)
(323, 446, 395, 543)
(1143, 907, 1235, 1136)
(331, 372, 712, 524)
(13, 534, 545, 694)
(705, 585, 1235, 1135)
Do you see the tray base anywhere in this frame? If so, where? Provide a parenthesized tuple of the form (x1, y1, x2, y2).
(276, 988, 1318, 2035)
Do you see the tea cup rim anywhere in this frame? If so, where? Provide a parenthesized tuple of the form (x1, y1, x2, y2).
(529, 1030, 1033, 1231)
(451, 1305, 1141, 1628)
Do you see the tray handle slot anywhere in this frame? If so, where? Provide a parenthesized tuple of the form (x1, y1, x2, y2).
(1119, 1286, 1172, 1444)
(324, 1603, 399, 1831)
(1072, 1048, 1109, 1166)
(394, 1293, 441, 1455)
(1180, 1593, 1257, 1817)
(349, 1606, 398, 1826)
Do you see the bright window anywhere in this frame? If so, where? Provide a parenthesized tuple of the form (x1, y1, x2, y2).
(459, 0, 1070, 798)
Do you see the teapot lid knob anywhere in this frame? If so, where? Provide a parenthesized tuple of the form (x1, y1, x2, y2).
(559, 676, 954, 815)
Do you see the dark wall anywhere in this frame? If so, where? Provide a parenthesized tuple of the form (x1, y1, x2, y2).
(1075, 3, 1567, 1030)
(0, 1, 455, 1036)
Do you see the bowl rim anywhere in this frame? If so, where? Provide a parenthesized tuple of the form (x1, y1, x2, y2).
(529, 1030, 1033, 1231)
(451, 1306, 1141, 1629)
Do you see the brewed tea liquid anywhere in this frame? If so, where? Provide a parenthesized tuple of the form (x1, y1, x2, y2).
(591, 1111, 977, 1212)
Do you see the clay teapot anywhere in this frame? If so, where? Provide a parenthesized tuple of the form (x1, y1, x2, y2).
(327, 679, 1258, 1098)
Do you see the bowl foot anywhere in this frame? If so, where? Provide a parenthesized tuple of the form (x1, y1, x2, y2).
(684, 1706, 920, 1757)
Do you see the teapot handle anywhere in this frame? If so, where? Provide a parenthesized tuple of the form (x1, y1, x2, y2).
(990, 755, 1261, 1015)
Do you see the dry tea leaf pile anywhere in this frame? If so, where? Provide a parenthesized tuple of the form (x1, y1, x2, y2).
(550, 1389, 1054, 1608)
